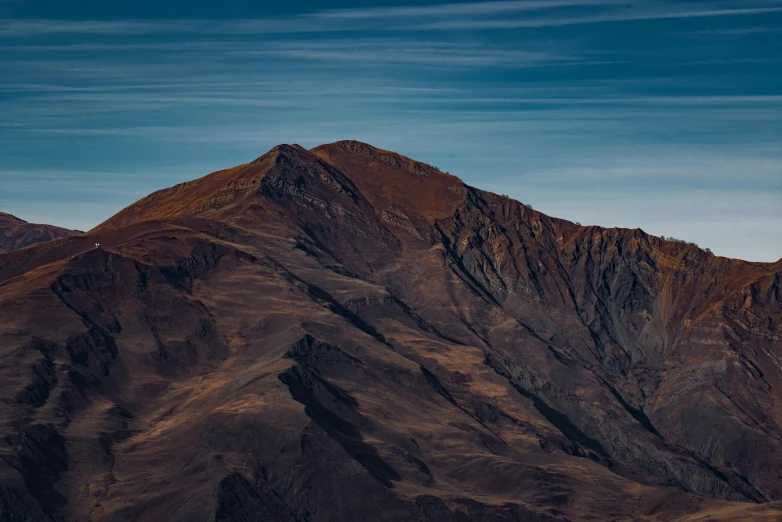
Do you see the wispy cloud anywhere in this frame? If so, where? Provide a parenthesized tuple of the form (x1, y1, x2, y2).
(681, 26, 782, 37)
(2, 1, 781, 35)
(311, 0, 633, 19)
(408, 6, 782, 30)
(0, 18, 334, 37)
(0, 39, 587, 73)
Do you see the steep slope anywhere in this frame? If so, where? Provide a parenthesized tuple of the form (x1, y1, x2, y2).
(0, 141, 781, 521)
(0, 212, 80, 254)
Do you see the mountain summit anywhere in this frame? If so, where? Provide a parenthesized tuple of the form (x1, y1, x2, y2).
(1, 141, 781, 521)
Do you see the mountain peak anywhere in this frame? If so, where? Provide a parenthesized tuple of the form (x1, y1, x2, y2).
(94, 142, 375, 234)
(3, 142, 782, 521)
(95, 140, 468, 234)
(315, 140, 449, 178)
(250, 143, 309, 166)
(311, 140, 467, 227)
(329, 139, 381, 156)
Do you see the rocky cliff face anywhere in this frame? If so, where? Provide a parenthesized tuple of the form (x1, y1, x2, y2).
(0, 212, 80, 254)
(1, 141, 780, 521)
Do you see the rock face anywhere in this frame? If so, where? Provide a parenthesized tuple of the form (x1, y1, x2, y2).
(1, 141, 781, 521)
(0, 212, 80, 254)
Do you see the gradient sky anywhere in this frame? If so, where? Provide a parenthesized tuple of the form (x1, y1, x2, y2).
(1, 0, 780, 261)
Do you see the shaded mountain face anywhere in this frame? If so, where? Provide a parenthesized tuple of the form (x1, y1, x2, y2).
(1, 141, 781, 521)
(0, 212, 80, 254)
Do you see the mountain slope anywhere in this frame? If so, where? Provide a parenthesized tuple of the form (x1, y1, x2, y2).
(0, 212, 80, 254)
(0, 141, 780, 521)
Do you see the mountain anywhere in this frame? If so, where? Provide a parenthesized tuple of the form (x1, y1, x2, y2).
(1, 141, 781, 521)
(0, 212, 80, 254)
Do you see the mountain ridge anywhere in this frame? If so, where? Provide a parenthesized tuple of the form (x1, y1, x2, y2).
(0, 141, 780, 521)
(0, 211, 81, 254)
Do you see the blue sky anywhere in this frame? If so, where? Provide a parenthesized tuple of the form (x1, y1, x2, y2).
(1, 0, 780, 261)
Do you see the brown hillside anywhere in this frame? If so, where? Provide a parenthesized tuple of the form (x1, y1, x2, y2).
(0, 142, 780, 521)
(0, 212, 80, 254)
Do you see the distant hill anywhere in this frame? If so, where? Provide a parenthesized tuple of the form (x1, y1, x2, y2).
(0, 211, 80, 254)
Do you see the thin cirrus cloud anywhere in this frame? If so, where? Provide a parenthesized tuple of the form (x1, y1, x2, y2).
(681, 26, 782, 36)
(0, 18, 335, 37)
(407, 5, 782, 30)
(2, 1, 782, 35)
(311, 0, 635, 18)
(0, 41, 588, 74)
